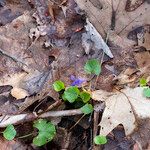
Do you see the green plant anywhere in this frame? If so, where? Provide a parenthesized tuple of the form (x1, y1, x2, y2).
(139, 78, 150, 98)
(50, 59, 101, 145)
(80, 91, 91, 103)
(143, 87, 150, 98)
(33, 119, 56, 146)
(80, 104, 93, 115)
(53, 80, 65, 92)
(140, 78, 147, 87)
(63, 86, 80, 103)
(2, 119, 56, 147)
(2, 58, 102, 146)
(84, 59, 101, 75)
(3, 124, 16, 141)
(94, 135, 107, 145)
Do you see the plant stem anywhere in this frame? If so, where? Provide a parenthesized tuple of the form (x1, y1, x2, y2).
(69, 114, 85, 131)
(17, 133, 33, 139)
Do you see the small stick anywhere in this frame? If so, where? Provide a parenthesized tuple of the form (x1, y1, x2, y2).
(33, 98, 47, 113)
(0, 109, 83, 128)
(39, 109, 83, 118)
(0, 104, 104, 127)
(69, 114, 85, 131)
(45, 100, 63, 112)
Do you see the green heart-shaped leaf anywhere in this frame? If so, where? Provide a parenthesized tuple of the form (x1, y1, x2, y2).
(84, 59, 101, 75)
(63, 86, 80, 103)
(3, 124, 16, 141)
(33, 119, 56, 146)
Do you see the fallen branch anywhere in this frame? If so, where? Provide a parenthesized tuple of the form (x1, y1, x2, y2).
(0, 108, 83, 127)
(0, 103, 104, 127)
(39, 109, 83, 118)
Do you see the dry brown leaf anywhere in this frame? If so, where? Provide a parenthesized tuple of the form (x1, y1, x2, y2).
(134, 51, 150, 75)
(0, 12, 51, 99)
(132, 119, 150, 149)
(138, 29, 150, 50)
(92, 87, 150, 136)
(0, 72, 28, 99)
(11, 87, 29, 100)
(48, 2, 55, 21)
(128, 25, 150, 50)
(114, 67, 138, 85)
(0, 12, 49, 71)
(125, 0, 145, 12)
(75, 0, 150, 48)
(82, 19, 113, 58)
(0, 137, 31, 150)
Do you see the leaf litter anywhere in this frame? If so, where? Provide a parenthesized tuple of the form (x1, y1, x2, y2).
(92, 87, 150, 135)
(0, 0, 150, 149)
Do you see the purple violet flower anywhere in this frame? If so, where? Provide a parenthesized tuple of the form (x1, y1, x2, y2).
(70, 75, 86, 86)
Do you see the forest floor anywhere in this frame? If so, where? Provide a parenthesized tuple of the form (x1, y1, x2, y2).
(0, 0, 150, 149)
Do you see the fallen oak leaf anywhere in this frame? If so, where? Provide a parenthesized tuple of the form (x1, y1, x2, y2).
(92, 87, 150, 136)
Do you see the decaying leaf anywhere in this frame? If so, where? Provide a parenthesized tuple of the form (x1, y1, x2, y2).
(0, 12, 51, 99)
(82, 19, 113, 58)
(132, 119, 150, 149)
(114, 67, 138, 86)
(134, 51, 150, 75)
(92, 87, 150, 136)
(128, 25, 150, 50)
(0, 137, 31, 150)
(0, 72, 28, 99)
(75, 0, 150, 49)
(0, 6, 22, 26)
(137, 27, 150, 50)
(125, 0, 145, 12)
(89, 0, 103, 10)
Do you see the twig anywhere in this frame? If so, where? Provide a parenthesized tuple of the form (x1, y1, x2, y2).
(39, 108, 83, 118)
(45, 100, 63, 112)
(0, 104, 104, 127)
(69, 114, 85, 131)
(0, 109, 83, 128)
(17, 132, 34, 139)
(33, 98, 47, 113)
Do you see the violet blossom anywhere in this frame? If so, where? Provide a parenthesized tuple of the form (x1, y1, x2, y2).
(70, 75, 86, 86)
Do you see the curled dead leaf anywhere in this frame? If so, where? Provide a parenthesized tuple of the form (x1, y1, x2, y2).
(11, 87, 29, 100)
